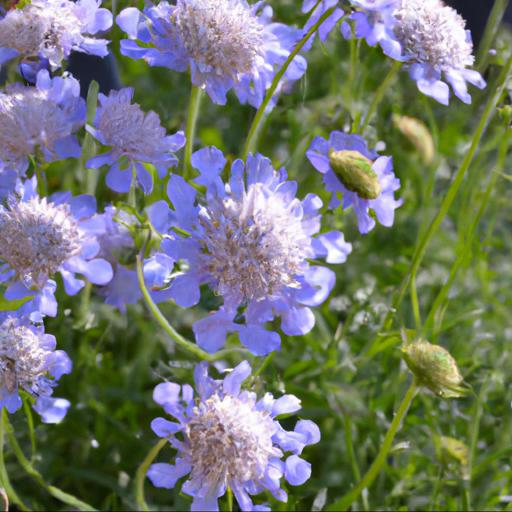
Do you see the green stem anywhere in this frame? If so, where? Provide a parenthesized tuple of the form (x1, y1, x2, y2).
(328, 381, 418, 511)
(477, 0, 509, 72)
(254, 352, 275, 377)
(379, 55, 512, 336)
(357, 61, 402, 134)
(134, 438, 168, 512)
(226, 486, 233, 512)
(184, 85, 203, 179)
(136, 255, 214, 361)
(410, 275, 421, 330)
(242, 6, 340, 159)
(3, 411, 95, 511)
(22, 396, 36, 461)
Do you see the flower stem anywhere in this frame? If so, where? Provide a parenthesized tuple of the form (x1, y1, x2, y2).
(477, 0, 509, 73)
(2, 410, 96, 511)
(327, 380, 418, 511)
(242, 6, 340, 160)
(226, 486, 233, 512)
(134, 438, 168, 512)
(378, 54, 512, 337)
(357, 60, 402, 134)
(184, 85, 203, 179)
(136, 255, 214, 361)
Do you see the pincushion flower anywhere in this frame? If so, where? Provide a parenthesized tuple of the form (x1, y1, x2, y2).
(147, 147, 352, 355)
(0, 178, 113, 319)
(86, 88, 185, 194)
(0, 70, 85, 177)
(0, 0, 113, 71)
(0, 317, 72, 424)
(117, 0, 307, 107)
(307, 131, 402, 234)
(390, 0, 485, 105)
(148, 360, 320, 511)
(302, 0, 344, 47)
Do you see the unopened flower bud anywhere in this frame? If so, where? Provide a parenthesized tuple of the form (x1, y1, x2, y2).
(439, 436, 469, 467)
(402, 339, 466, 398)
(328, 149, 381, 200)
(393, 114, 435, 164)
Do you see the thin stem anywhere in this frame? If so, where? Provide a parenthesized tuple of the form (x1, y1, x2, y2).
(358, 60, 402, 134)
(134, 438, 168, 512)
(327, 380, 418, 511)
(226, 486, 233, 512)
(378, 55, 512, 336)
(3, 411, 95, 511)
(136, 255, 214, 361)
(184, 85, 203, 179)
(477, 0, 509, 73)
(22, 396, 36, 461)
(254, 352, 275, 377)
(410, 275, 421, 330)
(242, 6, 340, 159)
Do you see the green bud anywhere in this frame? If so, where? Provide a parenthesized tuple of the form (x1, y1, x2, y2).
(393, 114, 435, 164)
(402, 339, 466, 398)
(439, 436, 469, 467)
(328, 149, 381, 200)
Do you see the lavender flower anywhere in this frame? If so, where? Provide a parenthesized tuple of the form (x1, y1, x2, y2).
(391, 0, 485, 105)
(0, 178, 113, 320)
(86, 89, 185, 194)
(0, 0, 113, 71)
(307, 131, 402, 234)
(341, 0, 402, 59)
(148, 360, 320, 511)
(117, 0, 307, 107)
(0, 317, 72, 424)
(147, 147, 351, 355)
(0, 70, 85, 177)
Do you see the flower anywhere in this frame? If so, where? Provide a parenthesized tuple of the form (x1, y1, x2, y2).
(0, 0, 113, 71)
(117, 0, 307, 107)
(147, 147, 351, 355)
(302, 0, 344, 47)
(306, 131, 402, 234)
(0, 69, 85, 177)
(0, 316, 72, 423)
(341, 0, 402, 59)
(0, 178, 113, 320)
(148, 360, 320, 511)
(391, 0, 485, 105)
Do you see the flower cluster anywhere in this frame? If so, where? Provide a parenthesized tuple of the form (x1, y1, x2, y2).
(148, 361, 320, 511)
(117, 0, 307, 106)
(148, 147, 352, 355)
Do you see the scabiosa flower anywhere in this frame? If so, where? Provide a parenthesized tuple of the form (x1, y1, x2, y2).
(391, 0, 485, 105)
(0, 69, 85, 177)
(117, 0, 307, 107)
(302, 0, 344, 47)
(0, 0, 113, 71)
(0, 317, 72, 423)
(0, 178, 113, 319)
(341, 0, 401, 59)
(86, 88, 185, 194)
(147, 147, 351, 355)
(148, 360, 320, 511)
(307, 131, 402, 234)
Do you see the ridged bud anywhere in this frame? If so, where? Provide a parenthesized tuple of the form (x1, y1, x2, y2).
(393, 114, 435, 164)
(402, 339, 466, 398)
(328, 149, 381, 200)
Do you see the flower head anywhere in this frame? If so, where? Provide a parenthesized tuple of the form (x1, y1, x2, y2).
(307, 131, 402, 234)
(0, 178, 113, 320)
(147, 147, 351, 355)
(0, 0, 113, 71)
(148, 360, 320, 511)
(0, 317, 72, 423)
(391, 0, 485, 104)
(0, 70, 85, 177)
(86, 88, 185, 194)
(117, 1, 307, 106)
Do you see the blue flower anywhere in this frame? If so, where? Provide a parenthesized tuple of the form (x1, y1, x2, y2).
(0, 0, 113, 71)
(0, 70, 85, 178)
(0, 178, 113, 321)
(147, 147, 351, 355)
(117, 0, 307, 107)
(341, 0, 402, 59)
(307, 131, 402, 234)
(0, 316, 72, 424)
(302, 0, 344, 47)
(390, 0, 485, 105)
(148, 360, 320, 511)
(86, 88, 185, 194)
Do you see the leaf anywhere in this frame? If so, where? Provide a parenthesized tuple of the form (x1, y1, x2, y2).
(0, 295, 33, 312)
